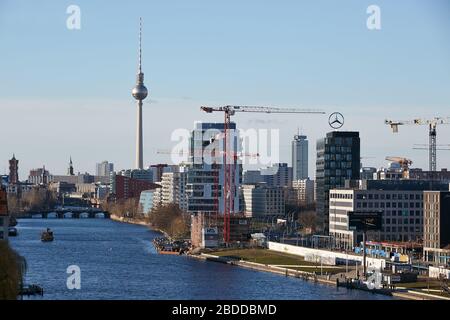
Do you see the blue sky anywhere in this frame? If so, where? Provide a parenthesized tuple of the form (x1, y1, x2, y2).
(0, 0, 449, 179)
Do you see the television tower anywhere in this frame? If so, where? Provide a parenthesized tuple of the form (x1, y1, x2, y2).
(131, 18, 148, 169)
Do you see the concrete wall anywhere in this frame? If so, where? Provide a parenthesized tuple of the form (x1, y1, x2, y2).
(268, 241, 386, 270)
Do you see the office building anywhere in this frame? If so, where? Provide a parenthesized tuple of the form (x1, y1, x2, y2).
(329, 180, 450, 250)
(96, 161, 114, 177)
(261, 163, 293, 187)
(292, 134, 308, 180)
(242, 183, 285, 218)
(316, 131, 360, 233)
(424, 191, 450, 266)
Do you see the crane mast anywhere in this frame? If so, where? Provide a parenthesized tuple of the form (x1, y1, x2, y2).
(201, 105, 325, 244)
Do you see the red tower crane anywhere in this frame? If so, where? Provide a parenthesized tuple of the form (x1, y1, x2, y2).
(201, 105, 325, 244)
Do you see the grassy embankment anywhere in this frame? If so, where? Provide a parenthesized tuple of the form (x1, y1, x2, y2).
(210, 248, 346, 274)
(397, 278, 450, 298)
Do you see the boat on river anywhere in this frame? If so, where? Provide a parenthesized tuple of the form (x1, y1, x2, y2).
(8, 227, 18, 237)
(41, 228, 54, 242)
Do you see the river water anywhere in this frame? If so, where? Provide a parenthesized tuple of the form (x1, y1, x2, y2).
(10, 218, 393, 300)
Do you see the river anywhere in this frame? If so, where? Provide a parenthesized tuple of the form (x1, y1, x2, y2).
(9, 218, 393, 300)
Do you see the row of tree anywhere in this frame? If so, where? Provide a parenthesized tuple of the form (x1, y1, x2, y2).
(8, 188, 57, 215)
(101, 198, 144, 220)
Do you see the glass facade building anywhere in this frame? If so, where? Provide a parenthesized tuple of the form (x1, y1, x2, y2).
(316, 131, 360, 233)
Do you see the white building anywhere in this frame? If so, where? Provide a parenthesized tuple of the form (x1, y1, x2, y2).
(243, 183, 285, 218)
(160, 167, 188, 211)
(292, 134, 308, 180)
(186, 122, 241, 215)
(152, 187, 163, 209)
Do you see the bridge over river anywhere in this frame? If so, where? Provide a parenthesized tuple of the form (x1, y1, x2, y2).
(22, 207, 110, 219)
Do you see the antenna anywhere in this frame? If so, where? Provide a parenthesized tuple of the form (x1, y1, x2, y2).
(138, 17, 142, 74)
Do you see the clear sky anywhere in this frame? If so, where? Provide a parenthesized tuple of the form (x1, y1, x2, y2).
(0, 0, 449, 180)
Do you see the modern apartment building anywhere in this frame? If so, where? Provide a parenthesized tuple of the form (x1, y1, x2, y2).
(186, 122, 242, 216)
(160, 167, 188, 211)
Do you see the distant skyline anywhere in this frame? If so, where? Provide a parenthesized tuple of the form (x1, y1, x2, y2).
(1, 0, 450, 180)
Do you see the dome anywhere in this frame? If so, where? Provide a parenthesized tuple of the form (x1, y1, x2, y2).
(132, 84, 148, 100)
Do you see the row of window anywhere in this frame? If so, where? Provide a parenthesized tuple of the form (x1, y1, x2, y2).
(356, 202, 422, 209)
(356, 193, 423, 200)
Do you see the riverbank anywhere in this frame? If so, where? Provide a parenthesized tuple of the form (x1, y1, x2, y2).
(110, 214, 171, 238)
(188, 250, 449, 301)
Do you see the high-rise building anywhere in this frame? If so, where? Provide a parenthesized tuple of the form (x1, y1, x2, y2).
(292, 134, 308, 180)
(424, 191, 450, 266)
(316, 131, 360, 233)
(131, 18, 148, 169)
(9, 154, 19, 185)
(186, 122, 242, 216)
(96, 161, 114, 177)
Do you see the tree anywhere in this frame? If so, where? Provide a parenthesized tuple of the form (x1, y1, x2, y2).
(148, 204, 190, 239)
(0, 241, 26, 300)
(298, 210, 317, 234)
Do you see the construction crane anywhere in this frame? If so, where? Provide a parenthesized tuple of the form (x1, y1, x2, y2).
(385, 156, 413, 179)
(201, 105, 325, 244)
(385, 117, 450, 171)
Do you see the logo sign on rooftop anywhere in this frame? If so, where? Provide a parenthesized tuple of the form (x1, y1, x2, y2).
(328, 112, 344, 129)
